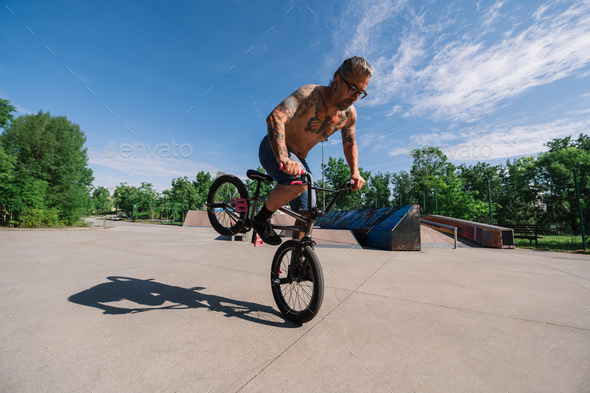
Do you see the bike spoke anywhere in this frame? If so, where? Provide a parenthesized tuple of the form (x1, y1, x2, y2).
(277, 250, 315, 313)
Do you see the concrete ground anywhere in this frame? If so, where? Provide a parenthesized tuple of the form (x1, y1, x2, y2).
(1, 219, 589, 392)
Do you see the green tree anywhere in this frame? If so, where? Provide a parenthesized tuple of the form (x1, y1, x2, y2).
(92, 186, 112, 215)
(574, 133, 590, 151)
(0, 140, 50, 225)
(0, 98, 17, 130)
(391, 170, 414, 206)
(457, 162, 504, 224)
(0, 141, 15, 224)
(364, 172, 392, 208)
(0, 110, 93, 225)
(410, 146, 453, 214)
(499, 156, 540, 225)
(193, 171, 214, 210)
(113, 183, 137, 217)
(322, 157, 371, 210)
(407, 146, 490, 220)
(134, 182, 158, 219)
(537, 147, 590, 232)
(427, 174, 488, 220)
(245, 166, 275, 204)
(170, 177, 195, 220)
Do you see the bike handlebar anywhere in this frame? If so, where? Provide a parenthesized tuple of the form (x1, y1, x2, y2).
(279, 163, 355, 190)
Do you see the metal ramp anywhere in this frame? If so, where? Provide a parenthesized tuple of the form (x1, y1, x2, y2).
(314, 205, 421, 251)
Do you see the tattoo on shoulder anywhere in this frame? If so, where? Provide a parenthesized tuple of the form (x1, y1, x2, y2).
(272, 85, 317, 121)
(291, 87, 318, 119)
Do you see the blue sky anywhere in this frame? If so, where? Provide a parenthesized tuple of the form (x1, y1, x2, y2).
(2, 0, 589, 193)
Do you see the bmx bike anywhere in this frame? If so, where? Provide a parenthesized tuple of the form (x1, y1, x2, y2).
(206, 167, 353, 324)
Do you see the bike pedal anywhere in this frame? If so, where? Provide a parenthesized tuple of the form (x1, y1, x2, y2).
(254, 234, 264, 247)
(234, 198, 248, 212)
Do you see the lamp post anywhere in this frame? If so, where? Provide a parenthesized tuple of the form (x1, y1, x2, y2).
(322, 139, 328, 211)
(435, 188, 438, 215)
(574, 169, 587, 252)
(488, 179, 493, 226)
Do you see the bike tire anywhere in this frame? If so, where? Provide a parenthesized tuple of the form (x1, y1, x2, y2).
(271, 240, 324, 324)
(207, 174, 249, 236)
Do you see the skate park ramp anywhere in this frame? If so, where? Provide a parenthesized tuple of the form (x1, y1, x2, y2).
(420, 224, 482, 248)
(422, 214, 515, 249)
(272, 213, 360, 248)
(183, 210, 360, 248)
(183, 210, 211, 227)
(314, 206, 421, 251)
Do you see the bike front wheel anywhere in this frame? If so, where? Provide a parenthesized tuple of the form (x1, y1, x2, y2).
(207, 174, 249, 236)
(271, 240, 324, 324)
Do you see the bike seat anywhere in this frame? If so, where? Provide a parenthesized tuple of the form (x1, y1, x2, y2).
(247, 170, 274, 182)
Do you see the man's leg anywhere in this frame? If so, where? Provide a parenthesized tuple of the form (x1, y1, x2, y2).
(258, 184, 310, 239)
(255, 134, 312, 244)
(252, 183, 307, 245)
(265, 184, 308, 211)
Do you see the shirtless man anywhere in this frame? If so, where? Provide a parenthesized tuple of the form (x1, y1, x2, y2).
(252, 56, 373, 245)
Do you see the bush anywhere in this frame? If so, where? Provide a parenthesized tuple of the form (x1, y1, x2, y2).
(17, 208, 61, 227)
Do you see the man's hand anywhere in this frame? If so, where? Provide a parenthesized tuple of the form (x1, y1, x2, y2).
(350, 173, 365, 191)
(279, 158, 303, 177)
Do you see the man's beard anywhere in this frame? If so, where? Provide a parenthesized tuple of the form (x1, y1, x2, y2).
(338, 99, 352, 110)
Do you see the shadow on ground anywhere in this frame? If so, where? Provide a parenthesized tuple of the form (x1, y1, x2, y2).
(69, 276, 296, 328)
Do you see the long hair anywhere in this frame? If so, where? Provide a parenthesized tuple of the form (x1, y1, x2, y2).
(329, 56, 373, 87)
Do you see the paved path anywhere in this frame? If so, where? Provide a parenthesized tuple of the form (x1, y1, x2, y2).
(1, 219, 589, 392)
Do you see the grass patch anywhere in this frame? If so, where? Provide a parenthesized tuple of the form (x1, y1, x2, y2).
(516, 234, 589, 253)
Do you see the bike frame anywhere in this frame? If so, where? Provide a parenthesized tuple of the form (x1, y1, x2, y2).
(247, 172, 352, 284)
(247, 172, 352, 240)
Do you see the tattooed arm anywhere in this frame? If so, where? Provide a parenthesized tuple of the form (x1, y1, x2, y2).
(266, 85, 318, 174)
(341, 107, 365, 190)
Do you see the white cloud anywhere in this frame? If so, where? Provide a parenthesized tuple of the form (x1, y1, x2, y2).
(87, 149, 221, 191)
(388, 116, 590, 161)
(352, 0, 590, 122)
(482, 1, 506, 26)
(476, 118, 590, 160)
(358, 130, 402, 153)
(386, 105, 402, 116)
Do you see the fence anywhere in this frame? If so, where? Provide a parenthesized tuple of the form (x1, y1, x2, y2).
(117, 202, 196, 224)
(415, 169, 588, 253)
(502, 223, 588, 252)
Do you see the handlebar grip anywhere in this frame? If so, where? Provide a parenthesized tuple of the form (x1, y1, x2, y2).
(279, 163, 307, 186)
(279, 163, 306, 175)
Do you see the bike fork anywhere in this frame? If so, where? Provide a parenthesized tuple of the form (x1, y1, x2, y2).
(287, 238, 314, 282)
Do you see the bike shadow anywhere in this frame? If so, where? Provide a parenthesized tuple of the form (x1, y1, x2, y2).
(68, 276, 297, 328)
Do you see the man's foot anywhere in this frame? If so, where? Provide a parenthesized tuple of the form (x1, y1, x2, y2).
(251, 218, 282, 246)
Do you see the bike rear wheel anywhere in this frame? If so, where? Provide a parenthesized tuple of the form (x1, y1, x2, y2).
(207, 174, 249, 236)
(271, 240, 324, 324)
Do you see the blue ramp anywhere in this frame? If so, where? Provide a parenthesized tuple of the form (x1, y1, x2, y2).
(315, 205, 421, 251)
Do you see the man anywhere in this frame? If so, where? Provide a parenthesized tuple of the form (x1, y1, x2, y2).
(253, 56, 372, 245)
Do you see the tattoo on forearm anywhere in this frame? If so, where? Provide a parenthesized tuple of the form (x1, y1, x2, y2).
(267, 120, 288, 159)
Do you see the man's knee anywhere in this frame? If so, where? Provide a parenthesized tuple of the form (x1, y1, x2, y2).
(287, 183, 307, 197)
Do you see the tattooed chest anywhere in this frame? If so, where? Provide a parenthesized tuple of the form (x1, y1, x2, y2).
(304, 106, 347, 138)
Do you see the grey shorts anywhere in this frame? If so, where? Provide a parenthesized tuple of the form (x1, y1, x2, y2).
(258, 135, 315, 212)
